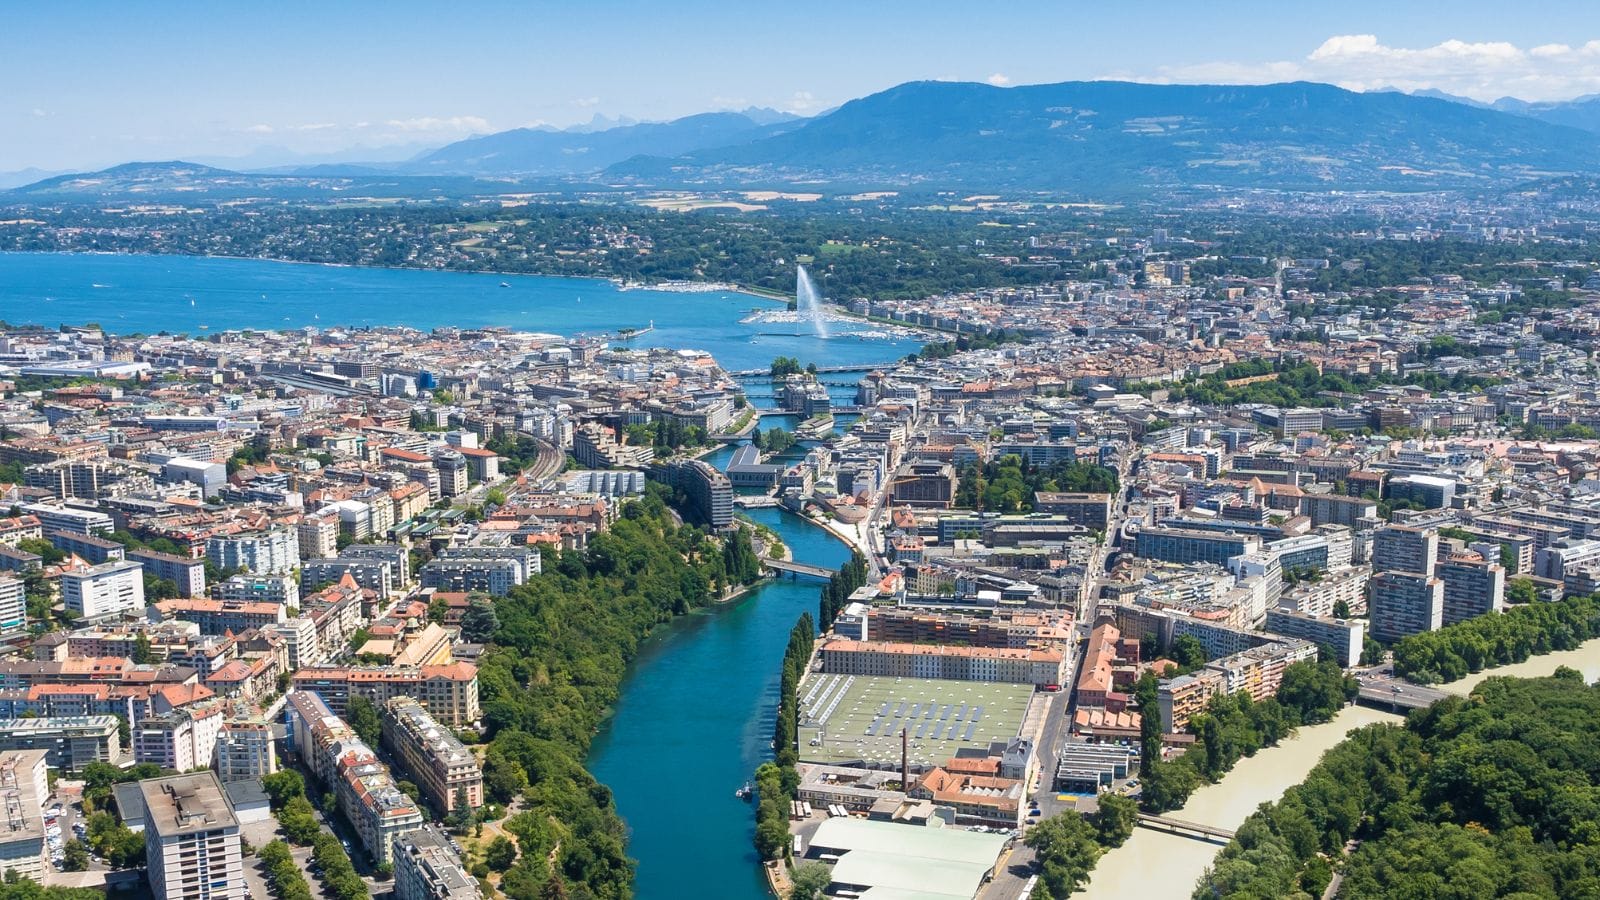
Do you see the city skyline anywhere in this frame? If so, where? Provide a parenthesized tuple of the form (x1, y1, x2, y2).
(3, 0, 1599, 171)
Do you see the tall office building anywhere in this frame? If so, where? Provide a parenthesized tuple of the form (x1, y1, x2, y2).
(141, 772, 244, 900)
(1369, 571, 1445, 643)
(1370, 526, 1438, 578)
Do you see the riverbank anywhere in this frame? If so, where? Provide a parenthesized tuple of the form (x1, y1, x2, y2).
(1083, 704, 1402, 899)
(587, 506, 851, 900)
(1436, 634, 1600, 695)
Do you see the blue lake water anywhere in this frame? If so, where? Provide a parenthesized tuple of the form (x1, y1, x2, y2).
(0, 252, 920, 374)
(589, 508, 847, 899)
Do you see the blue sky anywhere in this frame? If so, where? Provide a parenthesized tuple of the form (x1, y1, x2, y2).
(4, 0, 1599, 171)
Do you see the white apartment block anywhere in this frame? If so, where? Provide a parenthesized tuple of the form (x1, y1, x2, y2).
(63, 560, 146, 619)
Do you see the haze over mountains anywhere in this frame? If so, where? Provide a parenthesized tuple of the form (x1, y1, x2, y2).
(10, 80, 1600, 198)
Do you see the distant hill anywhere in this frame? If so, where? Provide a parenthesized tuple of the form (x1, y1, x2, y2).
(4, 160, 550, 202)
(606, 80, 1600, 192)
(1487, 95, 1600, 136)
(410, 110, 803, 176)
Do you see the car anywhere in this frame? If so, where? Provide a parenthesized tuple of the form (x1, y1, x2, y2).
(1042, 684, 1061, 693)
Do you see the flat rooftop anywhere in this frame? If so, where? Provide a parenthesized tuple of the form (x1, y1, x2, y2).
(808, 817, 1007, 900)
(139, 772, 237, 838)
(797, 674, 1032, 770)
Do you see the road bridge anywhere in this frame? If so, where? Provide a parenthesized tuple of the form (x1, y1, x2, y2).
(762, 558, 837, 579)
(1355, 680, 1451, 712)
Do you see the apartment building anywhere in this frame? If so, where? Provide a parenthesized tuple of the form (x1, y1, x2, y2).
(153, 598, 286, 636)
(0, 751, 48, 881)
(1369, 571, 1445, 643)
(0, 715, 124, 771)
(62, 560, 146, 620)
(205, 528, 298, 576)
(215, 720, 277, 783)
(128, 549, 207, 598)
(1438, 552, 1506, 626)
(285, 691, 423, 865)
(291, 663, 480, 727)
(1370, 525, 1439, 577)
(1133, 527, 1262, 567)
(380, 698, 483, 815)
(393, 826, 480, 900)
(0, 578, 25, 636)
(1157, 640, 1317, 732)
(141, 772, 244, 900)
(1264, 609, 1366, 668)
(419, 547, 539, 597)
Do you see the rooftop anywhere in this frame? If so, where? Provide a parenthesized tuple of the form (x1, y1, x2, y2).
(139, 771, 238, 838)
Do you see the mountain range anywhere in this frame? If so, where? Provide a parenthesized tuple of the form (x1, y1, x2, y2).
(9, 80, 1600, 198)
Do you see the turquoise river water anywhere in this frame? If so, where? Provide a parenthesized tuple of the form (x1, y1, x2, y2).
(588, 506, 849, 899)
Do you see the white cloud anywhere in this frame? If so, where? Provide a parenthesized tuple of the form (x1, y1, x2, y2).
(244, 123, 275, 134)
(288, 123, 337, 132)
(986, 73, 1012, 87)
(384, 115, 491, 134)
(1133, 34, 1600, 102)
(571, 97, 601, 108)
(31, 108, 47, 118)
(783, 91, 826, 114)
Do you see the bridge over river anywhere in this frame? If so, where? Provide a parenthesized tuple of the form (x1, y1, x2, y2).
(1135, 814, 1236, 844)
(762, 558, 837, 579)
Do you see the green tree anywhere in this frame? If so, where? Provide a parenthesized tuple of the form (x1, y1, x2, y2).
(1092, 793, 1139, 849)
(346, 696, 381, 746)
(483, 836, 517, 872)
(262, 770, 305, 809)
(1505, 577, 1539, 605)
(62, 839, 89, 871)
(1025, 813, 1103, 898)
(132, 632, 153, 665)
(1170, 634, 1207, 671)
(789, 862, 832, 899)
(460, 596, 500, 643)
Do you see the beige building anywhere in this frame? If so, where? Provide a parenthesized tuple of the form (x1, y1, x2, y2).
(292, 662, 480, 727)
(381, 698, 483, 814)
(818, 639, 1067, 687)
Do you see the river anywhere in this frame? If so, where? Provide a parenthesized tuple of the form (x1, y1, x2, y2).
(1437, 636, 1600, 695)
(1082, 705, 1401, 899)
(587, 507, 848, 900)
(1086, 638, 1600, 898)
(0, 251, 922, 375)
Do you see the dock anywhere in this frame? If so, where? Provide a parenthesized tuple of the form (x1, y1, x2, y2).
(1135, 814, 1236, 844)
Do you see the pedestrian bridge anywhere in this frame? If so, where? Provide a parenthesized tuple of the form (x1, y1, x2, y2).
(1136, 813, 1236, 844)
(762, 558, 836, 579)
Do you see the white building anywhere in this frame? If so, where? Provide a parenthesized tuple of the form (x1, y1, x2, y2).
(206, 529, 298, 576)
(63, 560, 146, 619)
(0, 751, 47, 881)
(141, 772, 244, 900)
(215, 721, 277, 783)
(0, 577, 26, 635)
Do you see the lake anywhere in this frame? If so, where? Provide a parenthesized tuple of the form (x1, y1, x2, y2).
(0, 252, 921, 375)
